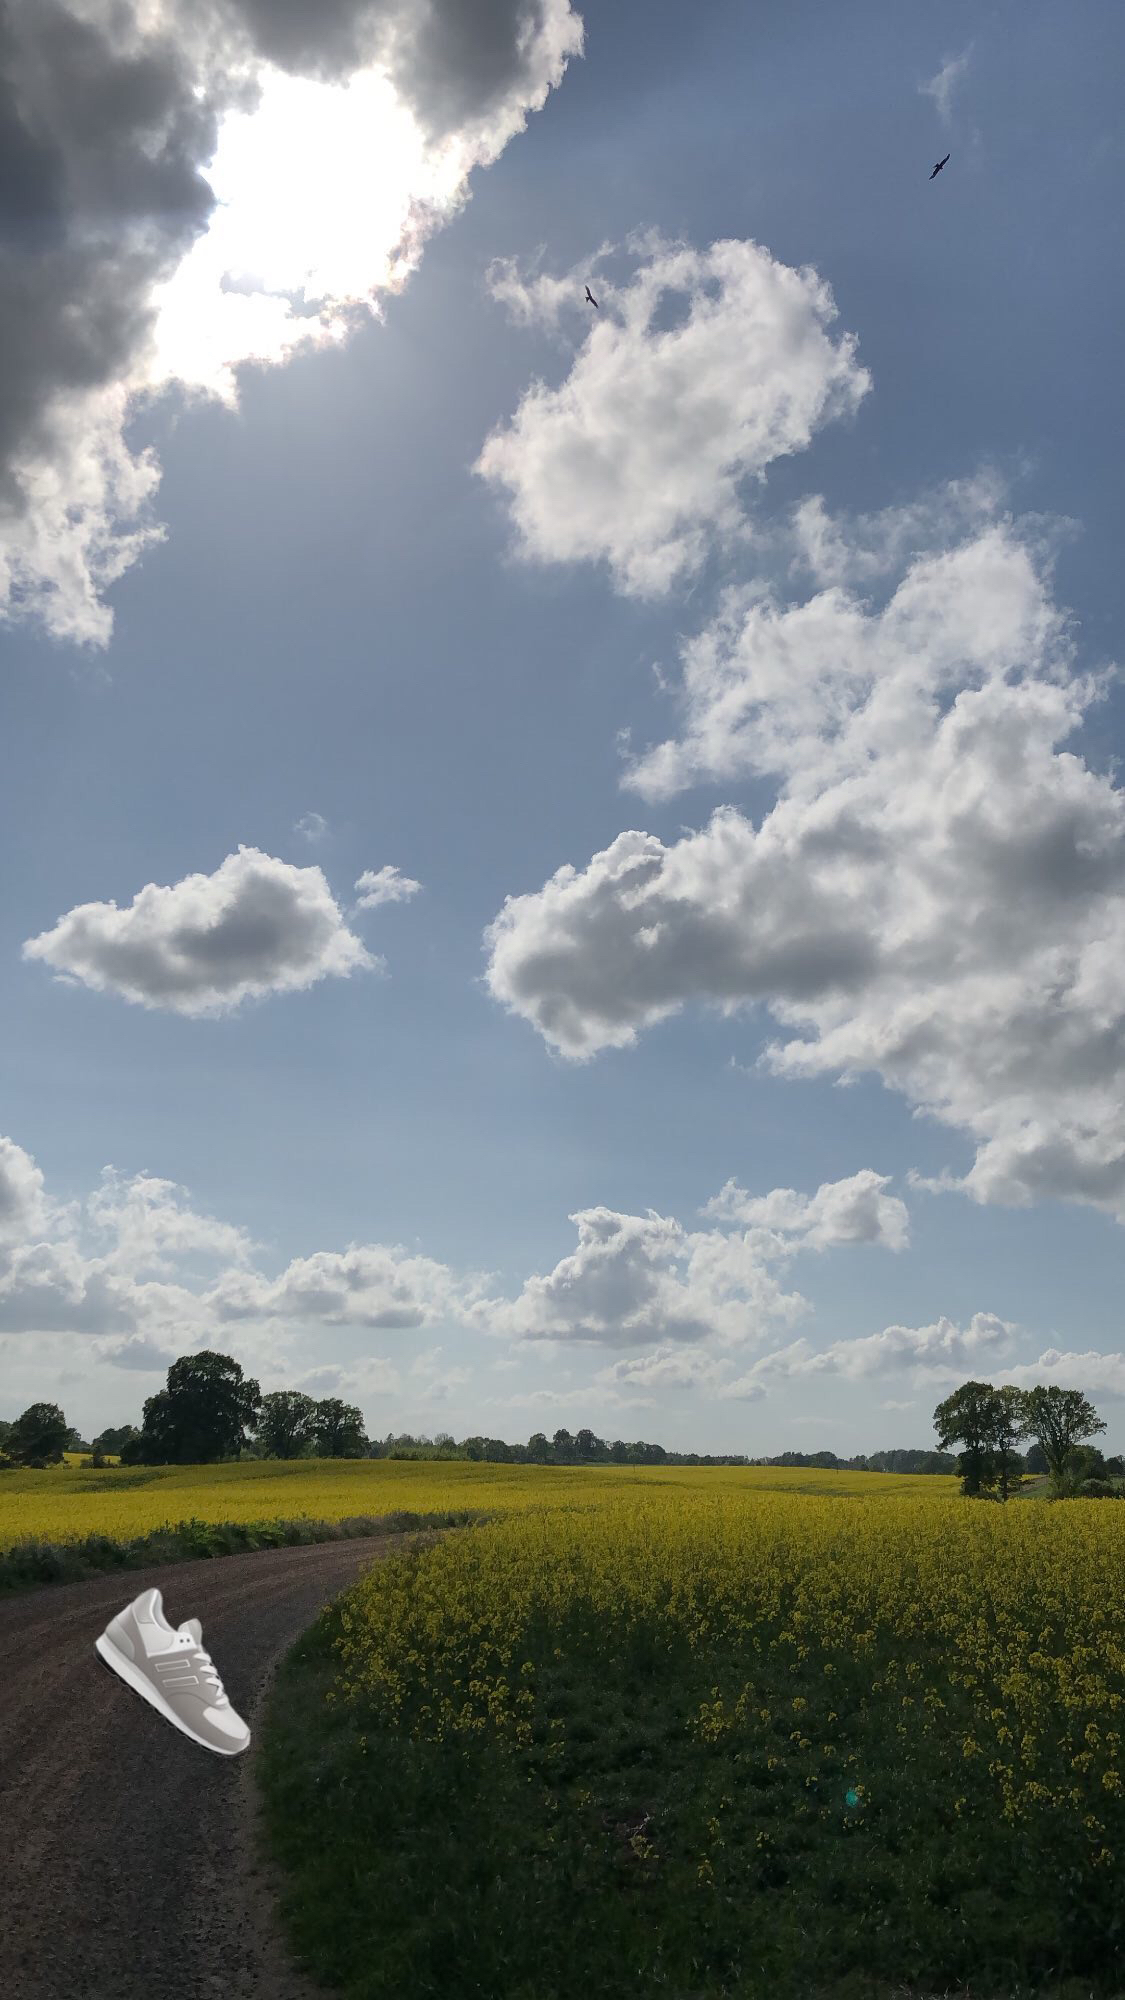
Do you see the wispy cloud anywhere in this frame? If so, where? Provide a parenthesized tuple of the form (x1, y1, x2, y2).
(354, 864, 423, 911)
(919, 45, 973, 125)
(293, 811, 328, 844)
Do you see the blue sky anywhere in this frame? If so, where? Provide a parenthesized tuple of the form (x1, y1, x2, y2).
(1, 0, 1123, 1451)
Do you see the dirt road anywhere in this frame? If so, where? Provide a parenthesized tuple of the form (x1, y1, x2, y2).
(0, 1532, 442, 2000)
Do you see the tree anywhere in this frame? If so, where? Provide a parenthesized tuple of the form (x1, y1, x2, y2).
(64, 1426, 90, 1453)
(1069, 1444, 1107, 1485)
(1025, 1441, 1048, 1475)
(992, 1386, 1028, 1501)
(933, 1383, 1011, 1498)
(255, 1390, 317, 1459)
(93, 1424, 139, 1458)
(1022, 1385, 1107, 1495)
(311, 1398, 367, 1458)
(6, 1402, 70, 1467)
(126, 1352, 261, 1463)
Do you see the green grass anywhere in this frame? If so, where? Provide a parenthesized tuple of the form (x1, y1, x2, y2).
(256, 1551, 1125, 2000)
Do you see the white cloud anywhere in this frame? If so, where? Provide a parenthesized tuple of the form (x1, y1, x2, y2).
(0, 1134, 487, 1360)
(485, 243, 614, 333)
(995, 1348, 1125, 1400)
(0, 1135, 913, 1376)
(92, 1332, 184, 1372)
(475, 235, 870, 599)
(621, 518, 1067, 801)
(920, 45, 973, 125)
(701, 1168, 909, 1253)
(461, 1204, 807, 1350)
(0, 0, 583, 645)
(22, 845, 378, 1014)
(207, 1243, 490, 1328)
(593, 1346, 736, 1393)
(0, 1136, 52, 1244)
(86, 1167, 255, 1274)
(461, 1168, 908, 1353)
(354, 864, 423, 910)
(293, 811, 328, 843)
(0, 1148, 242, 1343)
(489, 1382, 657, 1411)
(4, 1134, 1119, 1430)
(786, 471, 1009, 592)
(485, 515, 1125, 1224)
(738, 1311, 1017, 1389)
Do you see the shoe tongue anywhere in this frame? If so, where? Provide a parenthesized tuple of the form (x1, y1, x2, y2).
(179, 1617, 203, 1646)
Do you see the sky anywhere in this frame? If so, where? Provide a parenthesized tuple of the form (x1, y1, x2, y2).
(1, 0, 1123, 1455)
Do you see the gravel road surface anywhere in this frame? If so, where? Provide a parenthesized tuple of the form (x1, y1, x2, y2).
(0, 1532, 443, 2000)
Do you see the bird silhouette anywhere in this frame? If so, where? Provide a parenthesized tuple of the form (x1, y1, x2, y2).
(585, 285, 599, 308)
(929, 153, 950, 180)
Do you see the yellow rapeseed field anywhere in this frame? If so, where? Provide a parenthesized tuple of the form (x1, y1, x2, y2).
(0, 1455, 950, 1552)
(326, 1476, 1125, 1859)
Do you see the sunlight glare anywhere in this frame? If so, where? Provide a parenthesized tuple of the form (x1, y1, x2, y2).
(144, 64, 471, 403)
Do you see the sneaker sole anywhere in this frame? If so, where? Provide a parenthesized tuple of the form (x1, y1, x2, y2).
(94, 1633, 249, 1757)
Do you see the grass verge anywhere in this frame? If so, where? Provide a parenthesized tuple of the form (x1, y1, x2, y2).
(0, 1508, 491, 1591)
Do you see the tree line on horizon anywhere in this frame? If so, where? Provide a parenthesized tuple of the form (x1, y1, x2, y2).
(0, 1354, 1119, 1501)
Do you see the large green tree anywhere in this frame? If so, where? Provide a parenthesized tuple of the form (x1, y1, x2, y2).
(256, 1390, 317, 1459)
(933, 1382, 1012, 1498)
(1021, 1385, 1107, 1494)
(311, 1397, 368, 1458)
(125, 1352, 261, 1464)
(5, 1401, 70, 1467)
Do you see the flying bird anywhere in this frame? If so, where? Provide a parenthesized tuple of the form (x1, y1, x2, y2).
(929, 153, 950, 180)
(585, 285, 599, 308)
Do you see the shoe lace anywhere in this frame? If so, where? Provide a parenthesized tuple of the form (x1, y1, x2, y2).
(177, 1633, 228, 1704)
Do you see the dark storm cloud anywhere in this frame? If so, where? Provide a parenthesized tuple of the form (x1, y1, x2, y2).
(221, 0, 580, 136)
(0, 0, 222, 509)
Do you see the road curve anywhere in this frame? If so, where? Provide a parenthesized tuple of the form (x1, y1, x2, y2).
(0, 1532, 445, 2000)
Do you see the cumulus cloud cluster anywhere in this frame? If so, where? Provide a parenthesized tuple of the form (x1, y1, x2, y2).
(722, 1311, 1019, 1403)
(0, 1132, 908, 1377)
(0, 1132, 494, 1368)
(476, 235, 869, 598)
(22, 845, 378, 1014)
(461, 1168, 909, 1353)
(3, 1130, 1117, 1418)
(0, 0, 582, 643)
(484, 504, 1125, 1224)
